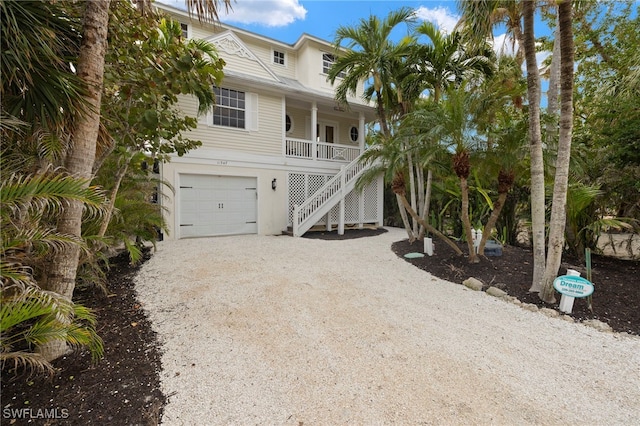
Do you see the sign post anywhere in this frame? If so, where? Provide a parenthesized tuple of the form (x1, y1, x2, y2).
(553, 269, 595, 314)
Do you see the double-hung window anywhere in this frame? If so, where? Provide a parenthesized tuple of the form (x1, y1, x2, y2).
(213, 87, 246, 129)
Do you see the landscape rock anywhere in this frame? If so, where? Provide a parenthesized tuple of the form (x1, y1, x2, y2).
(583, 319, 613, 333)
(462, 277, 483, 291)
(522, 303, 539, 312)
(540, 308, 560, 318)
(486, 286, 508, 298)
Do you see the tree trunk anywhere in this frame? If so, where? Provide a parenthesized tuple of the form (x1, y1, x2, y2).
(407, 152, 418, 234)
(418, 168, 432, 240)
(417, 164, 425, 233)
(459, 176, 478, 263)
(397, 193, 463, 255)
(478, 191, 508, 255)
(546, 14, 561, 147)
(98, 161, 129, 238)
(40, 0, 111, 362)
(540, 0, 574, 304)
(396, 193, 416, 242)
(523, 0, 546, 293)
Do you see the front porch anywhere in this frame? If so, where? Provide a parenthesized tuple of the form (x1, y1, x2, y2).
(285, 138, 361, 162)
(283, 98, 368, 164)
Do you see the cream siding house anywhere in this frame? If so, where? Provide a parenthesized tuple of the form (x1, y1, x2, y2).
(157, 4, 383, 239)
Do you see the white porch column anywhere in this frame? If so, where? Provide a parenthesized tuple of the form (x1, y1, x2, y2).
(311, 102, 318, 140)
(358, 112, 365, 152)
(338, 165, 346, 235)
(311, 102, 318, 160)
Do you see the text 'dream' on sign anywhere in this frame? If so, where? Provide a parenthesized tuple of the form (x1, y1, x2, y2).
(553, 275, 595, 298)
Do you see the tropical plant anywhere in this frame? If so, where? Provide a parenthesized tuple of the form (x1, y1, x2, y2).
(92, 3, 224, 261)
(329, 7, 416, 137)
(539, 0, 575, 303)
(3, 0, 230, 362)
(457, 0, 547, 290)
(1, 287, 103, 377)
(328, 8, 420, 240)
(0, 163, 106, 376)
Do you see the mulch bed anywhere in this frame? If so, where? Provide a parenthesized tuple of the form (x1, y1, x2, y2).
(2, 229, 637, 425)
(1, 250, 164, 425)
(391, 237, 640, 336)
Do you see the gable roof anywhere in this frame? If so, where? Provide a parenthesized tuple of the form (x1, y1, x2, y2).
(205, 31, 281, 83)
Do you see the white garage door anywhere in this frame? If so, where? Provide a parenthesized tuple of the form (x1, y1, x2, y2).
(179, 174, 257, 238)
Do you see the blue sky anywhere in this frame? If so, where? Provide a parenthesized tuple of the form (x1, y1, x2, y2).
(158, 0, 552, 53)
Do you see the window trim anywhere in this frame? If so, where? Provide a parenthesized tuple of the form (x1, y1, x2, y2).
(179, 22, 189, 39)
(285, 114, 294, 133)
(212, 87, 246, 130)
(207, 87, 258, 132)
(272, 49, 286, 67)
(322, 52, 345, 78)
(349, 126, 359, 143)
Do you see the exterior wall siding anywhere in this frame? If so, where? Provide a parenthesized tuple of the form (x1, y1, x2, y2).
(178, 91, 283, 156)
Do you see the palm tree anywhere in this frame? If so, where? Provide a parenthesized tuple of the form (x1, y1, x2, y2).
(328, 8, 419, 240)
(328, 7, 416, 138)
(409, 23, 494, 262)
(456, 0, 525, 65)
(1, 166, 106, 375)
(411, 21, 494, 104)
(1, 0, 86, 131)
(468, 53, 527, 254)
(539, 0, 575, 303)
(4, 0, 231, 362)
(457, 0, 546, 291)
(358, 119, 463, 255)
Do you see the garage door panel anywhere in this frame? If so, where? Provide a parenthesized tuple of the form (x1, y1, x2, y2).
(179, 174, 257, 238)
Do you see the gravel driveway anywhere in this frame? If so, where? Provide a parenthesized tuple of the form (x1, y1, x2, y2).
(135, 228, 639, 425)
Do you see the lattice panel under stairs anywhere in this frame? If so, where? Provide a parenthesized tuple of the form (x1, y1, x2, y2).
(363, 180, 379, 222)
(289, 172, 380, 229)
(288, 173, 307, 225)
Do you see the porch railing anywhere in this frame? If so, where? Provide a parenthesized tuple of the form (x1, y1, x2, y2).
(285, 137, 360, 162)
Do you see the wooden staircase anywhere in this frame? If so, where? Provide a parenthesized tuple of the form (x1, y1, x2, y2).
(292, 154, 369, 237)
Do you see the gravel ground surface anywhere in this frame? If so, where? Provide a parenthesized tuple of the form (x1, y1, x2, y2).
(135, 228, 640, 425)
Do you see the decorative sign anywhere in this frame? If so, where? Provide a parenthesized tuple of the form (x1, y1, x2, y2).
(553, 275, 594, 298)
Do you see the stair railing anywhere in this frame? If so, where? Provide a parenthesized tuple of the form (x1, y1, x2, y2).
(292, 153, 368, 237)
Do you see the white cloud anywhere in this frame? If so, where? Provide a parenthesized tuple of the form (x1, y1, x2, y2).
(158, 0, 306, 27)
(493, 33, 518, 57)
(414, 6, 459, 34)
(222, 0, 307, 27)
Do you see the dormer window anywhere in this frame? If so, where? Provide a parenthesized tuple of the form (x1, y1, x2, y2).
(180, 23, 189, 39)
(323, 53, 345, 78)
(273, 50, 285, 66)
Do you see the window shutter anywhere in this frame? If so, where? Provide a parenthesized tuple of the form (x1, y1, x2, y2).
(198, 110, 212, 126)
(247, 93, 259, 131)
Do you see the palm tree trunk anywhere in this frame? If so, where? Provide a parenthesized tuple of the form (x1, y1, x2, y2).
(478, 192, 507, 255)
(40, 0, 111, 362)
(407, 152, 418, 234)
(418, 168, 433, 240)
(540, 0, 575, 304)
(98, 161, 129, 238)
(459, 176, 478, 263)
(546, 13, 561, 146)
(398, 193, 463, 255)
(396, 193, 416, 242)
(523, 0, 546, 293)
